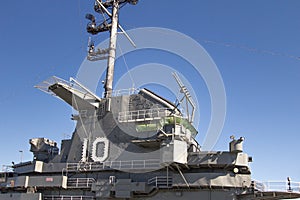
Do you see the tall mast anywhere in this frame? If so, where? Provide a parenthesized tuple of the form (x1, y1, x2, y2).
(86, 0, 138, 98)
(105, 0, 119, 98)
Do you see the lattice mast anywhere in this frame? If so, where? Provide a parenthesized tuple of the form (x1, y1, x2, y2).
(86, 0, 138, 98)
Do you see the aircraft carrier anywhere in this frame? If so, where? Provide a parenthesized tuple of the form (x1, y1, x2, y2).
(1, 1, 300, 199)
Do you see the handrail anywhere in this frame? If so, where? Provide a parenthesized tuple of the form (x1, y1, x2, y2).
(67, 178, 95, 188)
(253, 180, 300, 193)
(148, 176, 173, 188)
(35, 76, 74, 94)
(66, 159, 161, 172)
(103, 88, 137, 97)
(35, 76, 99, 102)
(118, 108, 198, 136)
(1, 165, 13, 172)
(44, 195, 94, 200)
(118, 108, 173, 122)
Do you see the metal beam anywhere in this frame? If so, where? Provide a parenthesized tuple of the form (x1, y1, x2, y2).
(104, 0, 119, 98)
(96, 0, 136, 47)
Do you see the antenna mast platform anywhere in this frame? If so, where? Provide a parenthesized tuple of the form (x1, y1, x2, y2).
(85, 0, 138, 98)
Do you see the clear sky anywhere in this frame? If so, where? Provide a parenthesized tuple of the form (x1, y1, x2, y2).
(0, 0, 300, 188)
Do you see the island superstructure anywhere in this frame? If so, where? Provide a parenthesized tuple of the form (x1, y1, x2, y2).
(0, 1, 299, 199)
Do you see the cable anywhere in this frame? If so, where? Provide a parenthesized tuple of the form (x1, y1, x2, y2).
(202, 39, 300, 61)
(120, 24, 300, 62)
(118, 43, 135, 88)
(77, 0, 86, 52)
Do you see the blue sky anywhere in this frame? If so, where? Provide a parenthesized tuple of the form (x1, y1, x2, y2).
(0, 0, 300, 186)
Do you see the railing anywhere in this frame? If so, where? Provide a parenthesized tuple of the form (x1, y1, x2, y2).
(44, 196, 94, 200)
(67, 178, 95, 188)
(118, 108, 198, 136)
(103, 88, 137, 97)
(35, 76, 74, 94)
(148, 176, 173, 188)
(35, 76, 101, 103)
(253, 180, 300, 193)
(118, 108, 172, 122)
(1, 165, 13, 172)
(66, 159, 161, 172)
(66, 162, 102, 171)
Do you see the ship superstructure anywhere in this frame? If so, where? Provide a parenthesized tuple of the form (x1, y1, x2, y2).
(0, 1, 300, 200)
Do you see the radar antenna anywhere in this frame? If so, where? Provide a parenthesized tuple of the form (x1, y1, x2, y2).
(172, 72, 196, 123)
(86, 0, 138, 98)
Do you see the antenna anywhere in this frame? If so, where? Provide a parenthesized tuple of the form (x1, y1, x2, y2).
(86, 0, 138, 98)
(95, 0, 137, 47)
(172, 72, 196, 123)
